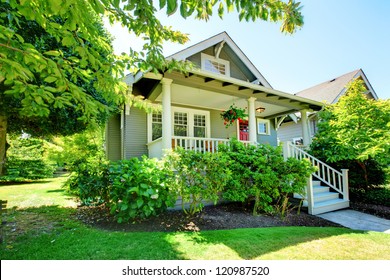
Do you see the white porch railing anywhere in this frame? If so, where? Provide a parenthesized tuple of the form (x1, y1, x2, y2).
(147, 137, 253, 158)
(283, 141, 349, 214)
(172, 136, 252, 153)
(284, 141, 349, 198)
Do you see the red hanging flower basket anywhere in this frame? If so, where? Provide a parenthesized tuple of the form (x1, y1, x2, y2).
(220, 104, 247, 128)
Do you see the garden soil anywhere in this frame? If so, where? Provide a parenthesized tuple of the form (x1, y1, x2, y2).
(74, 202, 345, 232)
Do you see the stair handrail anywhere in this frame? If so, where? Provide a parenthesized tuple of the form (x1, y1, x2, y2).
(283, 141, 349, 201)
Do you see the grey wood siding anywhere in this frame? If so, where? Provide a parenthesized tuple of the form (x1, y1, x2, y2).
(106, 114, 121, 161)
(124, 107, 148, 159)
(278, 121, 303, 143)
(210, 109, 237, 139)
(257, 119, 278, 146)
(187, 53, 201, 66)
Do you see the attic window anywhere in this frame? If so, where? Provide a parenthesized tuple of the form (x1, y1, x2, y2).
(201, 53, 230, 76)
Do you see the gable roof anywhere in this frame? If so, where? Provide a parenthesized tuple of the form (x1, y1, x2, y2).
(295, 69, 378, 104)
(166, 32, 272, 88)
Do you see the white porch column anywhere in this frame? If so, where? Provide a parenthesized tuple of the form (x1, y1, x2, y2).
(121, 84, 133, 160)
(161, 78, 173, 153)
(300, 109, 311, 146)
(248, 97, 257, 144)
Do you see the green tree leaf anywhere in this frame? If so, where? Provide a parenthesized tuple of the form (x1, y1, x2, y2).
(167, 0, 178, 15)
(44, 76, 57, 83)
(136, 199, 144, 208)
(44, 50, 61, 57)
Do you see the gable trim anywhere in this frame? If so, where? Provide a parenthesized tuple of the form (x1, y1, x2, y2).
(167, 32, 272, 88)
(333, 69, 378, 103)
(354, 69, 378, 100)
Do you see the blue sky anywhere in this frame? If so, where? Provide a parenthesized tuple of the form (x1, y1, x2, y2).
(107, 0, 390, 99)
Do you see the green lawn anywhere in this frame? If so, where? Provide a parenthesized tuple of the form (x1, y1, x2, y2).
(1, 176, 390, 260)
(0, 175, 77, 209)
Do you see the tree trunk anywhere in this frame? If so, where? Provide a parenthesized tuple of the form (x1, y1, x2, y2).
(356, 160, 368, 187)
(0, 114, 7, 176)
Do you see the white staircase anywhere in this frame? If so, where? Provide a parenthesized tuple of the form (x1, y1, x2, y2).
(294, 180, 350, 215)
(284, 142, 350, 215)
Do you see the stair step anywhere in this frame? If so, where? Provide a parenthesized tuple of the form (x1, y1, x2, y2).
(312, 180, 322, 187)
(312, 199, 350, 215)
(315, 198, 347, 208)
(313, 186, 330, 193)
(294, 186, 333, 200)
(314, 192, 339, 203)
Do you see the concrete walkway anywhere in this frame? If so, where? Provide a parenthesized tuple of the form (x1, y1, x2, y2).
(317, 210, 390, 234)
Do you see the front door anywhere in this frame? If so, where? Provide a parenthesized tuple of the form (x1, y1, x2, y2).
(239, 119, 249, 141)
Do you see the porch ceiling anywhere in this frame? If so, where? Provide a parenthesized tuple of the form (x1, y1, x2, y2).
(144, 70, 323, 119)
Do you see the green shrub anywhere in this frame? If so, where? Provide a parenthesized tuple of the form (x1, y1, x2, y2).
(108, 157, 176, 223)
(165, 149, 231, 215)
(65, 157, 109, 205)
(60, 130, 111, 205)
(350, 185, 390, 207)
(277, 157, 315, 216)
(219, 139, 315, 216)
(2, 136, 55, 181)
(47, 130, 105, 171)
(4, 158, 55, 180)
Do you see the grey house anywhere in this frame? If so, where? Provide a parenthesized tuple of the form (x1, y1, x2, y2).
(105, 32, 353, 215)
(105, 32, 323, 161)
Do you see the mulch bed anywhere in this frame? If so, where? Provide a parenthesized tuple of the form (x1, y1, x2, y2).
(350, 201, 390, 220)
(74, 202, 344, 232)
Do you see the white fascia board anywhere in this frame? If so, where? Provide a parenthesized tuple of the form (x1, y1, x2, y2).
(144, 72, 163, 80)
(123, 69, 163, 86)
(124, 71, 145, 85)
(167, 32, 228, 61)
(333, 87, 348, 104)
(355, 69, 378, 100)
(192, 69, 324, 108)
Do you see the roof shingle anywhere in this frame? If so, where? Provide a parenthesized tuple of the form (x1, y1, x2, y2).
(295, 69, 361, 104)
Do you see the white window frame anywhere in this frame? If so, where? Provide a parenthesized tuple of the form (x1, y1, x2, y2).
(171, 107, 210, 138)
(310, 119, 318, 136)
(257, 118, 271, 135)
(292, 137, 304, 146)
(201, 53, 230, 77)
(147, 106, 210, 142)
(148, 111, 162, 142)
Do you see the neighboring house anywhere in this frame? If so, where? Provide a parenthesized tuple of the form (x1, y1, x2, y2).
(278, 69, 378, 145)
(105, 32, 349, 215)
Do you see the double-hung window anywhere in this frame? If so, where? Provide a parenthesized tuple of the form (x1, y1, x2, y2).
(174, 112, 188, 136)
(193, 114, 206, 138)
(151, 112, 162, 141)
(173, 108, 209, 138)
